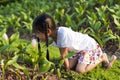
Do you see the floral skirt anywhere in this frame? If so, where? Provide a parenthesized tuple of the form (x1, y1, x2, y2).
(75, 45, 103, 64)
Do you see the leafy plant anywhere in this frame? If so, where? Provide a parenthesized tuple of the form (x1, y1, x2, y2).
(0, 30, 30, 79)
(0, 0, 120, 79)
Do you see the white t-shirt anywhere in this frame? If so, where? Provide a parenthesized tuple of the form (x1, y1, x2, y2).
(53, 27, 98, 53)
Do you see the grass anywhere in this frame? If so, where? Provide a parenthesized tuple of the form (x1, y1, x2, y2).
(49, 45, 120, 80)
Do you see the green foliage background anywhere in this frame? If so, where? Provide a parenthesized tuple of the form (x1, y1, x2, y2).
(0, 0, 120, 48)
(0, 0, 120, 79)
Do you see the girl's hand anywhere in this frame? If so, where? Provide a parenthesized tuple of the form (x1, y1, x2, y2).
(66, 68, 70, 72)
(59, 47, 70, 69)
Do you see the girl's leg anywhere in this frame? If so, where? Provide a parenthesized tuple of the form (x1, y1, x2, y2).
(102, 53, 109, 68)
(75, 53, 117, 73)
(69, 57, 78, 69)
(75, 53, 109, 73)
(102, 53, 117, 68)
(109, 55, 117, 67)
(75, 61, 102, 73)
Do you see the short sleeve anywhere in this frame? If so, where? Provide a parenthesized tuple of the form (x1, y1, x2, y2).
(57, 28, 70, 48)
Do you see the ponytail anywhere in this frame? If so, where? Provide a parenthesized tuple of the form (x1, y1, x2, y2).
(44, 23, 49, 61)
(37, 37, 41, 56)
(37, 30, 49, 61)
(33, 13, 54, 61)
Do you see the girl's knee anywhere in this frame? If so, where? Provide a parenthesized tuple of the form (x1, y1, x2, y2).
(75, 64, 87, 73)
(69, 58, 78, 69)
(75, 67, 86, 73)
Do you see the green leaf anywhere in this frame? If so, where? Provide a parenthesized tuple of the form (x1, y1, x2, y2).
(59, 59, 64, 67)
(59, 52, 75, 67)
(0, 29, 6, 37)
(38, 56, 53, 74)
(112, 15, 120, 29)
(102, 35, 116, 44)
(116, 35, 120, 49)
(65, 14, 71, 26)
(90, 33, 104, 48)
(5, 54, 19, 68)
(9, 32, 19, 43)
(57, 68, 61, 78)
(0, 44, 10, 60)
(21, 11, 27, 20)
(0, 44, 10, 53)
(65, 51, 75, 59)
(10, 40, 20, 48)
(108, 8, 115, 13)
(78, 18, 86, 26)
(13, 63, 29, 77)
(9, 68, 21, 80)
(93, 21, 101, 32)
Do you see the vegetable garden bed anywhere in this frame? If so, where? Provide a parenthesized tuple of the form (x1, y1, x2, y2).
(0, 0, 120, 80)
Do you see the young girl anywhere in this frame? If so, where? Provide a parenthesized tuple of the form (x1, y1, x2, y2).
(32, 13, 117, 73)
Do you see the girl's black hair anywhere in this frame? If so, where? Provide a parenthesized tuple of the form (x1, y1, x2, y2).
(32, 13, 56, 32)
(32, 13, 56, 61)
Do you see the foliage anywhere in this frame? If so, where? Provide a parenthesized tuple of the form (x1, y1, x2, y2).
(0, 0, 120, 48)
(0, 0, 120, 79)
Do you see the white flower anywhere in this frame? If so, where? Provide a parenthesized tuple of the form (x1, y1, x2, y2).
(2, 33, 8, 41)
(31, 39, 37, 48)
(1, 59, 4, 66)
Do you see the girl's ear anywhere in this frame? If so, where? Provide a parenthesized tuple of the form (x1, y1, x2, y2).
(47, 29, 52, 36)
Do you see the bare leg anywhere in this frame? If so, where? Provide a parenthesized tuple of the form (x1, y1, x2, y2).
(75, 61, 102, 73)
(106, 55, 117, 68)
(102, 53, 117, 68)
(102, 53, 109, 63)
(102, 53, 110, 68)
(75, 53, 109, 73)
(69, 57, 78, 69)
(75, 53, 117, 73)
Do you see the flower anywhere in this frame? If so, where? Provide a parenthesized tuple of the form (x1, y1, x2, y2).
(1, 59, 4, 66)
(2, 33, 8, 41)
(31, 39, 37, 48)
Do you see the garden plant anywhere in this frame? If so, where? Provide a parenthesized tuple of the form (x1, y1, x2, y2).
(0, 0, 120, 80)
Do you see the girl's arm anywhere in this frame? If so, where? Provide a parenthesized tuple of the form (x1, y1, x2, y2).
(59, 47, 70, 70)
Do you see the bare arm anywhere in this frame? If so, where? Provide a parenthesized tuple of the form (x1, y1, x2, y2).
(59, 47, 70, 70)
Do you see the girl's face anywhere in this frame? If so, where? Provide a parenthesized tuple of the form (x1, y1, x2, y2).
(35, 32, 46, 42)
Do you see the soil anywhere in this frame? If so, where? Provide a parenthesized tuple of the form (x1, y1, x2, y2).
(0, 64, 64, 80)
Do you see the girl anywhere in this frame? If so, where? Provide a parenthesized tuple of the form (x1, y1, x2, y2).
(32, 13, 117, 73)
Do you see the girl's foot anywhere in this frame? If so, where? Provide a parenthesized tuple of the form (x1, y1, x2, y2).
(107, 55, 117, 68)
(102, 55, 117, 69)
(102, 53, 109, 68)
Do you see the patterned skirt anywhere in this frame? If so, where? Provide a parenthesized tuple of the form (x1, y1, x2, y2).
(75, 45, 103, 64)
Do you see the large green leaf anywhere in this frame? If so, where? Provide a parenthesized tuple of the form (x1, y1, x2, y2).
(38, 56, 54, 74)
